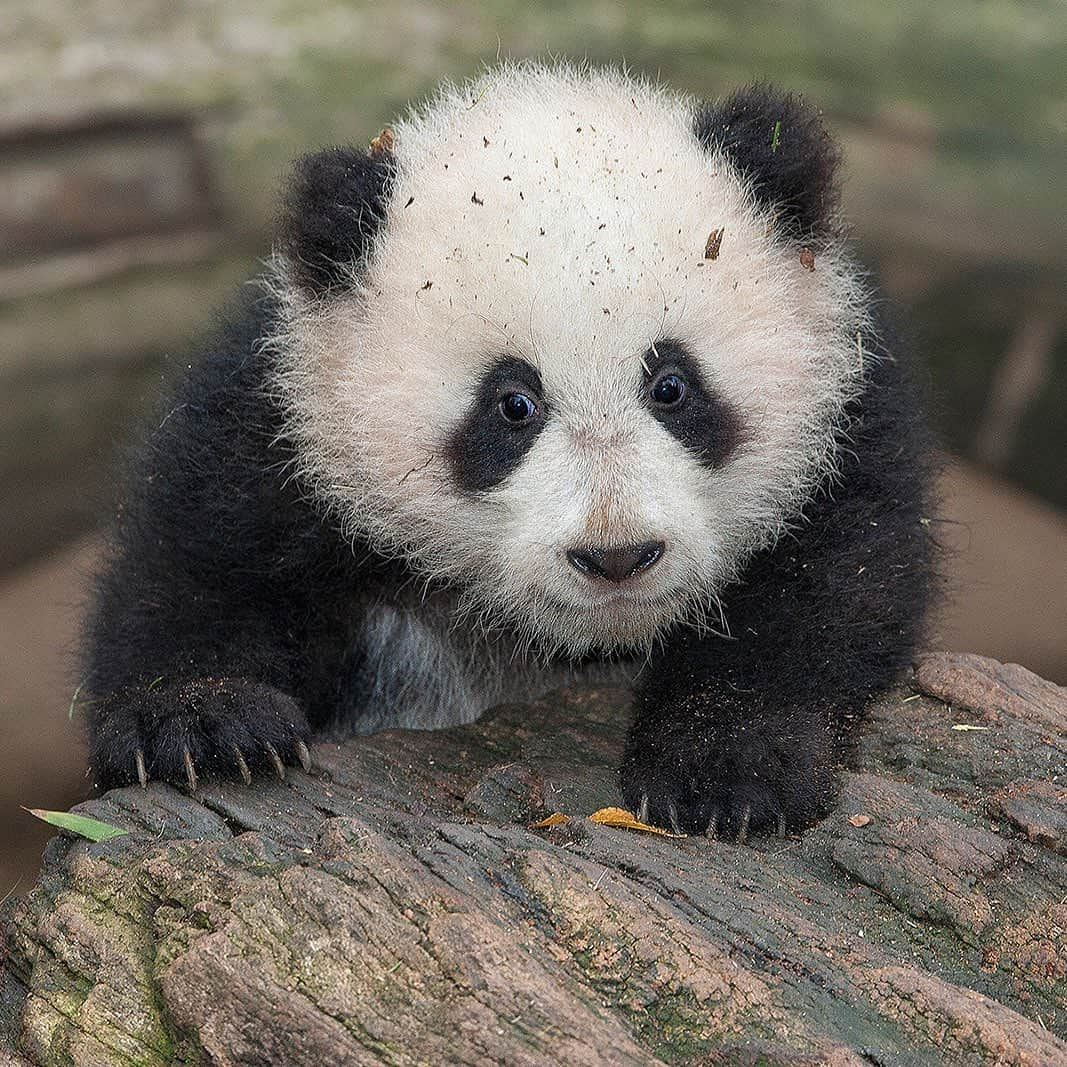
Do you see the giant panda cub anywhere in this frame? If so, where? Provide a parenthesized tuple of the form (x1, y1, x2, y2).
(84, 63, 934, 839)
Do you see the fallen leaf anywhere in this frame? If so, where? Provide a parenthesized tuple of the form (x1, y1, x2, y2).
(531, 812, 570, 828)
(25, 808, 128, 842)
(847, 814, 872, 828)
(704, 227, 724, 260)
(952, 724, 991, 732)
(589, 806, 687, 838)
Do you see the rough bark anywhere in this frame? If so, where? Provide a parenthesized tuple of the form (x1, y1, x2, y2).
(2, 652, 1065, 1067)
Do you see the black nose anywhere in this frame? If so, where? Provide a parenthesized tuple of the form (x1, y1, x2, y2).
(566, 541, 665, 583)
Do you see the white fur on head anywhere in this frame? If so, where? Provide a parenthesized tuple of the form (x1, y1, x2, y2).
(267, 61, 870, 657)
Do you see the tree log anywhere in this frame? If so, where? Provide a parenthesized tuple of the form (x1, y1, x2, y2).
(2, 652, 1065, 1066)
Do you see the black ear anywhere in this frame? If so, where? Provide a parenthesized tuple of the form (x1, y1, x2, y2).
(279, 145, 395, 294)
(694, 84, 841, 241)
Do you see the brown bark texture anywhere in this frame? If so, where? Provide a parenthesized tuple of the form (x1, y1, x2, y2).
(1, 652, 1065, 1067)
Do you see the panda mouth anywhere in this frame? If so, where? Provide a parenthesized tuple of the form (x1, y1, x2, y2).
(543, 585, 683, 616)
(516, 584, 690, 655)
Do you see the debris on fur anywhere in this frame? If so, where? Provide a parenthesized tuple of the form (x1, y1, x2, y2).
(368, 127, 395, 157)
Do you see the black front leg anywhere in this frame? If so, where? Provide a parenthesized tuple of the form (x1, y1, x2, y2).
(620, 320, 936, 838)
(88, 675, 313, 791)
(622, 649, 840, 839)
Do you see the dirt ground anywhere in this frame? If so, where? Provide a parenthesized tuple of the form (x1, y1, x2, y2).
(1, 458, 1065, 891)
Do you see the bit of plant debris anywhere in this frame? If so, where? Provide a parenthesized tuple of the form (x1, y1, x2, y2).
(368, 128, 395, 157)
(771, 119, 782, 153)
(404, 196, 415, 209)
(531, 812, 570, 828)
(952, 723, 992, 732)
(847, 814, 873, 828)
(471, 192, 484, 205)
(68, 682, 84, 720)
(532, 806, 686, 839)
(508, 252, 529, 266)
(420, 280, 433, 291)
(25, 807, 128, 842)
(590, 806, 686, 837)
(704, 227, 724, 260)
(799, 247, 816, 271)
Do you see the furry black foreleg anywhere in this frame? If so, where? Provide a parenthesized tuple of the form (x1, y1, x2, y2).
(81, 296, 363, 790)
(622, 326, 936, 839)
(621, 676, 839, 839)
(88, 677, 312, 790)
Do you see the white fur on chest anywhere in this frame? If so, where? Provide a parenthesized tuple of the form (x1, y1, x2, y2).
(351, 597, 634, 732)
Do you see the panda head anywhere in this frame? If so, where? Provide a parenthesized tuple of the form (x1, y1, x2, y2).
(269, 63, 868, 657)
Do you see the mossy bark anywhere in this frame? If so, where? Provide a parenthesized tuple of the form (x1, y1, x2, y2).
(2, 652, 1065, 1066)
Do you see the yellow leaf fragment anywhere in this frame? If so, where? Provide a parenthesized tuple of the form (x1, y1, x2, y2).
(847, 814, 872, 828)
(951, 724, 991, 732)
(531, 811, 571, 828)
(588, 806, 687, 838)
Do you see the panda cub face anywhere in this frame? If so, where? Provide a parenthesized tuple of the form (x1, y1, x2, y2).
(272, 64, 868, 657)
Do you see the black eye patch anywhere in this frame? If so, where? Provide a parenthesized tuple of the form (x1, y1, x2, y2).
(641, 339, 743, 469)
(448, 356, 547, 492)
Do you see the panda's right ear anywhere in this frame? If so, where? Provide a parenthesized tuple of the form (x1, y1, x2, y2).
(279, 143, 395, 295)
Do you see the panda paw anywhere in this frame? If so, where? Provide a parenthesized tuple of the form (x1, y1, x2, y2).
(88, 677, 312, 790)
(618, 728, 836, 842)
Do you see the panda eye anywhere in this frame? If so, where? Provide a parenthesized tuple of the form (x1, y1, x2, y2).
(650, 373, 687, 409)
(498, 391, 538, 425)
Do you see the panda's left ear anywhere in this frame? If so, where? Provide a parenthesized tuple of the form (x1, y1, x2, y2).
(694, 84, 841, 241)
(279, 144, 395, 295)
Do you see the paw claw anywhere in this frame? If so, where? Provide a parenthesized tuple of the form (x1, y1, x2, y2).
(295, 740, 312, 773)
(135, 749, 148, 789)
(264, 742, 286, 780)
(667, 802, 682, 835)
(233, 746, 252, 785)
(183, 747, 198, 791)
(637, 793, 649, 825)
(735, 803, 751, 845)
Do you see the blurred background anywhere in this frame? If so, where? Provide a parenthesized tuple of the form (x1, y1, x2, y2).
(2, 1, 1065, 890)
